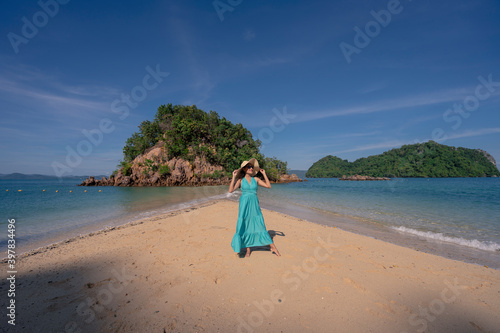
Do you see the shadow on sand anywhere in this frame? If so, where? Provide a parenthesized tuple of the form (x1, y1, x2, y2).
(237, 230, 285, 258)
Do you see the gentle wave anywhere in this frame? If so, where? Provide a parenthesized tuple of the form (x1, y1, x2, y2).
(391, 226, 500, 252)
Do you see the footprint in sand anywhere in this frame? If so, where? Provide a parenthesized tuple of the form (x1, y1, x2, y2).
(165, 318, 177, 331)
(342, 277, 367, 293)
(314, 286, 334, 294)
(174, 303, 191, 313)
(202, 305, 212, 317)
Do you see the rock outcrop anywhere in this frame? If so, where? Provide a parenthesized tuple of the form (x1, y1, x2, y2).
(277, 173, 303, 183)
(477, 149, 497, 166)
(79, 141, 302, 186)
(79, 141, 230, 187)
(339, 175, 390, 181)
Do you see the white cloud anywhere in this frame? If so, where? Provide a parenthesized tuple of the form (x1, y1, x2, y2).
(331, 128, 500, 155)
(0, 78, 110, 113)
(299, 87, 475, 122)
(358, 82, 387, 94)
(441, 128, 500, 141)
(324, 131, 381, 139)
(332, 140, 408, 154)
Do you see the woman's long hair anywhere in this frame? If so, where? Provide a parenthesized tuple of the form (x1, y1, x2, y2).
(238, 168, 264, 181)
(236, 169, 245, 180)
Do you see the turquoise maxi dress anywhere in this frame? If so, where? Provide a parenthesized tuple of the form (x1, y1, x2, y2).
(231, 176, 273, 253)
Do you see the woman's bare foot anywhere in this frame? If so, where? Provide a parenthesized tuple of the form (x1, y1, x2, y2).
(270, 243, 281, 257)
(245, 248, 251, 258)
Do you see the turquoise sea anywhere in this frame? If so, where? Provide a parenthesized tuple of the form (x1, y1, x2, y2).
(258, 178, 500, 268)
(1, 178, 499, 268)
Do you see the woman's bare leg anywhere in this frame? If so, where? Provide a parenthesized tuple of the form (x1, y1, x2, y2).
(270, 243, 281, 257)
(245, 247, 251, 257)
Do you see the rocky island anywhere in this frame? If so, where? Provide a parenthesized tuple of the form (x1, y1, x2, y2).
(80, 104, 301, 187)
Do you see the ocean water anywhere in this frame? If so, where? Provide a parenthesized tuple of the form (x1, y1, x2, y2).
(1, 178, 499, 267)
(257, 177, 500, 267)
(0, 179, 231, 254)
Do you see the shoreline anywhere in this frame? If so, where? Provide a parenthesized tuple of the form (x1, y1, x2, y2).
(2, 199, 499, 332)
(3, 178, 499, 271)
(2, 199, 225, 262)
(257, 199, 500, 270)
(5, 197, 500, 270)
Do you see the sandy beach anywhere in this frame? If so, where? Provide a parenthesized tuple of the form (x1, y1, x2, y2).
(1, 199, 499, 333)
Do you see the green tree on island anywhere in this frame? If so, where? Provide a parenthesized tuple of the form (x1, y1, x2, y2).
(306, 141, 500, 178)
(117, 104, 289, 182)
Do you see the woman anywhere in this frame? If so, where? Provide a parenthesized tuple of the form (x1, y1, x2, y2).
(229, 158, 281, 257)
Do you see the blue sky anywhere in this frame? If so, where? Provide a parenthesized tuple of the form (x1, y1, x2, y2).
(1, 0, 500, 176)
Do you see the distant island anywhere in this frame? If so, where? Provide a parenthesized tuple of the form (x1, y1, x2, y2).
(306, 141, 500, 178)
(80, 104, 301, 187)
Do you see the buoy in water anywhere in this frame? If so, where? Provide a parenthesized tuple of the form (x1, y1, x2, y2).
(99, 190, 102, 192)
(18, 190, 22, 192)
(56, 190, 59, 193)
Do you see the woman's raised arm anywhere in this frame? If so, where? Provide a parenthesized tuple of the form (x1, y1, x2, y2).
(256, 169, 271, 188)
(229, 170, 241, 193)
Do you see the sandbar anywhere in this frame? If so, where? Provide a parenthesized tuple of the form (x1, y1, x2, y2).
(1, 200, 499, 332)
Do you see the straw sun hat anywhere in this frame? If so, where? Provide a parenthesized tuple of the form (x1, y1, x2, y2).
(238, 158, 260, 177)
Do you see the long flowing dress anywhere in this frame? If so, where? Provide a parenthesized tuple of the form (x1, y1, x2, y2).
(231, 176, 273, 253)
